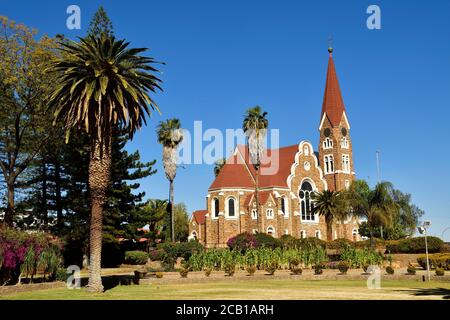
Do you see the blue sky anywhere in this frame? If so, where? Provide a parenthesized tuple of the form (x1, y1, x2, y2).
(2, 0, 450, 240)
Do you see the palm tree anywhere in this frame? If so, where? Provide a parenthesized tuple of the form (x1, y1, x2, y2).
(243, 106, 268, 231)
(47, 35, 163, 292)
(345, 180, 398, 247)
(311, 190, 347, 241)
(156, 118, 183, 242)
(213, 157, 226, 177)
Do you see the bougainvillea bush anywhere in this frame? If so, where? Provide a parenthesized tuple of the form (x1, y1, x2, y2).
(0, 228, 62, 285)
(227, 232, 259, 252)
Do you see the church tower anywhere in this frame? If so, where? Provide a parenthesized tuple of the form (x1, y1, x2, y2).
(318, 47, 355, 191)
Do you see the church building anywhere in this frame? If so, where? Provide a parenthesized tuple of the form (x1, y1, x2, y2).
(189, 49, 360, 248)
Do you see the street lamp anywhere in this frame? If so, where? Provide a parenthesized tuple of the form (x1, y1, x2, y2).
(417, 220, 431, 282)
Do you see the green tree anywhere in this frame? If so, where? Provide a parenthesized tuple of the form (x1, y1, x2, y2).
(0, 16, 59, 226)
(156, 119, 183, 242)
(160, 202, 189, 242)
(243, 106, 268, 232)
(346, 180, 397, 246)
(47, 35, 163, 292)
(311, 190, 348, 241)
(88, 6, 113, 37)
(213, 157, 226, 177)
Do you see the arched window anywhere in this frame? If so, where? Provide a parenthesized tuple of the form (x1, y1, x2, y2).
(324, 155, 334, 174)
(341, 137, 349, 149)
(323, 138, 333, 149)
(212, 197, 219, 218)
(267, 226, 275, 236)
(191, 231, 197, 241)
(300, 230, 306, 239)
(227, 197, 236, 217)
(251, 209, 257, 220)
(266, 209, 274, 219)
(342, 154, 350, 173)
(299, 181, 314, 221)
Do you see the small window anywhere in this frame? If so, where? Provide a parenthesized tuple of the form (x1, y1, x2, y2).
(315, 230, 321, 239)
(267, 226, 275, 236)
(341, 137, 349, 149)
(266, 209, 274, 219)
(345, 180, 350, 189)
(251, 209, 257, 220)
(252, 229, 258, 234)
(284, 229, 289, 235)
(352, 228, 358, 242)
(300, 230, 306, 239)
(191, 231, 197, 241)
(323, 137, 333, 149)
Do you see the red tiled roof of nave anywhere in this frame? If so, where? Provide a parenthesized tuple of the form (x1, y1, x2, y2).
(192, 210, 207, 225)
(209, 144, 299, 190)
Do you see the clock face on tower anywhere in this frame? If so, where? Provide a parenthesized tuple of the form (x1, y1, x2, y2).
(324, 128, 331, 137)
(341, 128, 347, 137)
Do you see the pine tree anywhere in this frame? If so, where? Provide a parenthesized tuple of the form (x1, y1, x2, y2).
(87, 6, 113, 37)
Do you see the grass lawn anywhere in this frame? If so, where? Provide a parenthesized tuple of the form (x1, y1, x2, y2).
(1, 279, 450, 300)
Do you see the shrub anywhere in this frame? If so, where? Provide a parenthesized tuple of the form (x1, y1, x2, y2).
(363, 264, 370, 273)
(227, 232, 259, 251)
(254, 233, 282, 249)
(386, 237, 444, 254)
(407, 265, 416, 275)
(338, 261, 350, 274)
(0, 228, 62, 285)
(224, 261, 236, 276)
(179, 267, 189, 278)
(124, 251, 148, 265)
(327, 238, 354, 251)
(435, 268, 445, 276)
(55, 268, 69, 282)
(158, 241, 204, 262)
(246, 265, 257, 276)
(264, 261, 279, 275)
(155, 272, 164, 278)
(149, 249, 164, 261)
(280, 235, 298, 249)
(204, 267, 212, 277)
(386, 266, 394, 275)
(313, 264, 324, 275)
(297, 237, 326, 250)
(417, 253, 450, 270)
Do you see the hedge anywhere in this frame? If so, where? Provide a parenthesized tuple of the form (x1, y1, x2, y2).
(157, 241, 204, 262)
(386, 237, 444, 254)
(124, 251, 148, 265)
(417, 253, 450, 270)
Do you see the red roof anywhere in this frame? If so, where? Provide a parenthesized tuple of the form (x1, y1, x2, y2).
(321, 53, 346, 127)
(209, 144, 298, 190)
(192, 210, 207, 225)
(243, 191, 274, 207)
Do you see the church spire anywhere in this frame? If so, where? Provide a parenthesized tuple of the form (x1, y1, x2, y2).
(321, 47, 346, 127)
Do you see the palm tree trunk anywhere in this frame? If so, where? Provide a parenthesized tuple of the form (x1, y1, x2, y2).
(326, 217, 333, 241)
(4, 181, 15, 227)
(86, 139, 111, 293)
(255, 166, 260, 232)
(169, 179, 175, 242)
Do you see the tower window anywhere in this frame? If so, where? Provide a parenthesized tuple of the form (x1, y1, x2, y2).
(299, 181, 315, 221)
(341, 137, 349, 149)
(281, 196, 288, 217)
(324, 155, 334, 174)
(342, 154, 350, 173)
(323, 137, 333, 149)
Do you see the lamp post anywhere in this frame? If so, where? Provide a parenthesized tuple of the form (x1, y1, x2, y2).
(418, 220, 431, 282)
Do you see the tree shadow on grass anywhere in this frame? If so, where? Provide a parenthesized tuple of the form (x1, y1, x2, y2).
(79, 275, 136, 292)
(397, 287, 450, 299)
